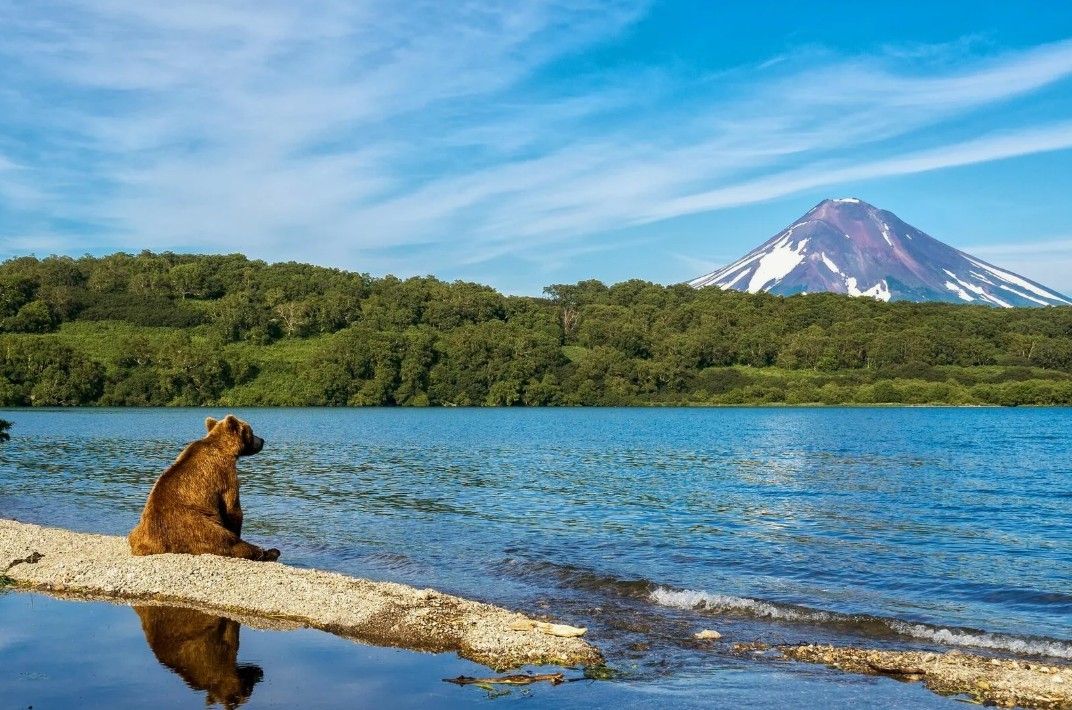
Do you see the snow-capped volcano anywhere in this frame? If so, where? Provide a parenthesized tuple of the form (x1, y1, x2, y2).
(689, 198, 1071, 307)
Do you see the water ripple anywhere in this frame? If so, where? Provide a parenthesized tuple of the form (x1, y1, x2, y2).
(2, 406, 1069, 652)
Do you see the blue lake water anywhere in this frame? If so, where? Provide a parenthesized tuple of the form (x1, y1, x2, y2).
(1, 407, 1070, 707)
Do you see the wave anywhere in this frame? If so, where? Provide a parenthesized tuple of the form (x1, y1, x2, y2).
(499, 557, 1072, 660)
(650, 587, 829, 622)
(649, 586, 1072, 660)
(887, 621, 1072, 660)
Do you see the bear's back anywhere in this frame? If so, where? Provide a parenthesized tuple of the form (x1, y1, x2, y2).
(148, 438, 233, 510)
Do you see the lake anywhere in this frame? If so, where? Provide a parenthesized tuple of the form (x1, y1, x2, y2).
(1, 407, 1070, 707)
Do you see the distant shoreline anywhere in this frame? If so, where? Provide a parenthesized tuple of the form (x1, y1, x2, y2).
(1, 254, 1070, 409)
(0, 402, 1057, 411)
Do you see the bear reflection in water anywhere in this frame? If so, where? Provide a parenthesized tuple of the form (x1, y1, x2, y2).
(134, 605, 263, 709)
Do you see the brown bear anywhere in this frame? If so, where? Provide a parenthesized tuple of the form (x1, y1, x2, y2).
(134, 605, 263, 710)
(129, 415, 280, 562)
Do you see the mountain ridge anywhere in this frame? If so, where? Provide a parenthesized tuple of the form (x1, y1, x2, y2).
(690, 198, 1071, 308)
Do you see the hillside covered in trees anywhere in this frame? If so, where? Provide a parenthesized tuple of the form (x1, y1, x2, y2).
(1, 251, 1072, 407)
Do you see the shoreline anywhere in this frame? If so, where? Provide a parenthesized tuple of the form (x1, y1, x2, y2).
(0, 519, 602, 670)
(769, 644, 1072, 710)
(0, 403, 1057, 409)
(4, 519, 1071, 708)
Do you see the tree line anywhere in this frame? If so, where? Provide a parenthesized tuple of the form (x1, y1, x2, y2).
(0, 251, 1071, 407)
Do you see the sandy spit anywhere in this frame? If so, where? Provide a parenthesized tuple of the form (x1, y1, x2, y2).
(0, 519, 602, 670)
(770, 644, 1072, 709)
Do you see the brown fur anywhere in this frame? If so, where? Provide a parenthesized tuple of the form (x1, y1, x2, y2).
(129, 415, 280, 562)
(134, 605, 263, 710)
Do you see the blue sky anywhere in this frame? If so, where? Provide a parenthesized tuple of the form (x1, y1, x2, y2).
(2, 1, 1072, 296)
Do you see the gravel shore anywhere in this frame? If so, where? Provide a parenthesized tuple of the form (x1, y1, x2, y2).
(769, 644, 1072, 709)
(0, 519, 602, 670)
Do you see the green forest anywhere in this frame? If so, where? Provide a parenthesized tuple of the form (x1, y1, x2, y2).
(1, 251, 1072, 407)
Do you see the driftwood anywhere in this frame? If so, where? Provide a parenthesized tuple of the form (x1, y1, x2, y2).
(1, 551, 43, 586)
(444, 673, 565, 686)
(508, 619, 587, 637)
(4, 550, 43, 574)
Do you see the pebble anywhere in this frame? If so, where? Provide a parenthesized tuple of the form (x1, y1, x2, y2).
(694, 629, 722, 640)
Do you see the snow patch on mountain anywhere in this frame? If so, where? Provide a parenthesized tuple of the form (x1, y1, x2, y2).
(944, 281, 974, 302)
(999, 285, 1050, 306)
(846, 277, 891, 302)
(747, 238, 809, 293)
(880, 222, 893, 247)
(721, 267, 750, 290)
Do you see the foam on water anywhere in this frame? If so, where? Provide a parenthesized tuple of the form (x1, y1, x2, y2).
(649, 587, 1072, 660)
(649, 587, 820, 622)
(888, 621, 1072, 660)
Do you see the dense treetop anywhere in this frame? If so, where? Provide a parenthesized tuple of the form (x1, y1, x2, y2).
(1, 251, 1071, 407)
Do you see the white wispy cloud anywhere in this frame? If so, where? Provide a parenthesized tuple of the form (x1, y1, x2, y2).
(965, 237, 1072, 257)
(667, 251, 732, 277)
(647, 121, 1072, 219)
(0, 2, 1071, 286)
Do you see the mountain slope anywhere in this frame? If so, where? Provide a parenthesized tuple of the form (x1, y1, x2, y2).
(689, 198, 1071, 307)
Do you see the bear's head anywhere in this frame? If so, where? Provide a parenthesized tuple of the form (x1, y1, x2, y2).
(205, 415, 264, 457)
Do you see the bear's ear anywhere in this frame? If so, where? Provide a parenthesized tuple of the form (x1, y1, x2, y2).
(223, 414, 240, 431)
(205, 417, 219, 433)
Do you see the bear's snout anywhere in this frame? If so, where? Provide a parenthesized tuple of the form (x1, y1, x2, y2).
(243, 436, 264, 456)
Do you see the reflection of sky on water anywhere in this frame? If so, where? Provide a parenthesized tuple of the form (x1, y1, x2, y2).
(0, 593, 499, 709)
